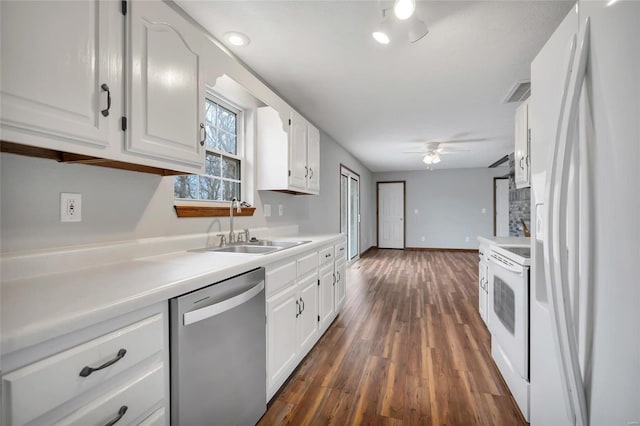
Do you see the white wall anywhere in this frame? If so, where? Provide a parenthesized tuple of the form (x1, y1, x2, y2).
(298, 131, 375, 252)
(0, 132, 375, 253)
(374, 167, 508, 249)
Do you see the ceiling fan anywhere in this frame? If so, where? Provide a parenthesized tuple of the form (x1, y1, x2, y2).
(402, 140, 476, 165)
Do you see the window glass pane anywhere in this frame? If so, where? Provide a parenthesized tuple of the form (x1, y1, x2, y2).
(219, 131, 237, 154)
(205, 100, 217, 125)
(221, 180, 240, 201)
(174, 175, 198, 199)
(205, 152, 221, 177)
(218, 105, 236, 135)
(205, 125, 218, 150)
(199, 176, 221, 200)
(221, 156, 240, 180)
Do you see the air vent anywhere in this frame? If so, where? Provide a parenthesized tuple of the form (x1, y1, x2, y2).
(503, 80, 531, 103)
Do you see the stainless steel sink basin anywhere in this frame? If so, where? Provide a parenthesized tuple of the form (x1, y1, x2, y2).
(194, 240, 311, 255)
(209, 245, 280, 254)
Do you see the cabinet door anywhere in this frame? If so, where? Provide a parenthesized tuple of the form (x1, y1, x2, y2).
(514, 100, 530, 188)
(127, 1, 205, 171)
(1, 0, 117, 151)
(307, 125, 320, 193)
(334, 261, 347, 311)
(289, 112, 308, 190)
(297, 275, 319, 356)
(266, 285, 299, 392)
(319, 264, 335, 329)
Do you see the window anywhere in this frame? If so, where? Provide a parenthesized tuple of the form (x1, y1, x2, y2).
(174, 96, 242, 201)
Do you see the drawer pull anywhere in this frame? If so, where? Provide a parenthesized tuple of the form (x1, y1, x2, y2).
(325, 253, 331, 258)
(79, 349, 127, 377)
(104, 405, 128, 426)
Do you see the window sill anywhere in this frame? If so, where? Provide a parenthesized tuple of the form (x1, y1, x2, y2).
(174, 205, 256, 218)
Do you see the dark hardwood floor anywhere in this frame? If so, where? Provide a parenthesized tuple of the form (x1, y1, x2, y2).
(259, 248, 527, 425)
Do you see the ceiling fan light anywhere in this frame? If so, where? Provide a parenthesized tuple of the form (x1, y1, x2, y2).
(408, 16, 429, 43)
(393, 0, 415, 20)
(372, 14, 392, 44)
(432, 155, 441, 164)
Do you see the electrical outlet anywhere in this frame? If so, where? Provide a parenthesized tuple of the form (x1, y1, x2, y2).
(414, 209, 418, 215)
(465, 236, 470, 242)
(61, 193, 82, 222)
(481, 208, 487, 214)
(421, 236, 425, 242)
(278, 204, 284, 216)
(264, 204, 271, 217)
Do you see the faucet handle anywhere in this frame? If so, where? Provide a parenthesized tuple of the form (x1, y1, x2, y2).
(237, 232, 244, 243)
(216, 234, 227, 247)
(243, 228, 250, 241)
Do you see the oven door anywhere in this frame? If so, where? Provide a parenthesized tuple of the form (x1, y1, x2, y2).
(488, 255, 529, 380)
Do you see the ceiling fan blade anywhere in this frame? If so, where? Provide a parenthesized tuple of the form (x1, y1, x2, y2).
(401, 151, 427, 154)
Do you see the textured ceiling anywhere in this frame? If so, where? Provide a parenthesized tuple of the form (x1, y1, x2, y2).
(176, 1, 573, 172)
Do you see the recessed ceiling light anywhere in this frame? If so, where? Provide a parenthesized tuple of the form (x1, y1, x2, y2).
(224, 31, 250, 47)
(372, 31, 390, 45)
(372, 13, 392, 45)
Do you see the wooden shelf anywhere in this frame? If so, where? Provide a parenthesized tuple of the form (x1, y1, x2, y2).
(174, 205, 256, 218)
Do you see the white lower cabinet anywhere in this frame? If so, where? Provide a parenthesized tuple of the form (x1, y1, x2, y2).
(1, 303, 169, 426)
(319, 263, 336, 330)
(266, 283, 299, 396)
(266, 240, 346, 400)
(334, 259, 347, 312)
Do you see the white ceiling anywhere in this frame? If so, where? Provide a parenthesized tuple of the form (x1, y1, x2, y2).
(176, 0, 573, 172)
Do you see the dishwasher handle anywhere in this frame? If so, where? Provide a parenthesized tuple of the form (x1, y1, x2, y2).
(183, 280, 264, 326)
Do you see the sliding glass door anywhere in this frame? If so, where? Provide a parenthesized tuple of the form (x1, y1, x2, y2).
(340, 166, 360, 262)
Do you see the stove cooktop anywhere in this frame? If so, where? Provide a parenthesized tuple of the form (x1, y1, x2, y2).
(502, 246, 531, 259)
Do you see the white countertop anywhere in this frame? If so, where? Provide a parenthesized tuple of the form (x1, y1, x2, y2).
(1, 233, 343, 356)
(477, 236, 531, 247)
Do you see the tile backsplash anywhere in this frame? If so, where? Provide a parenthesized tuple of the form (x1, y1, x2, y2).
(508, 153, 531, 236)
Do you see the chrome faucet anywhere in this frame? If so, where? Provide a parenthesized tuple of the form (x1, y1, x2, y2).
(229, 198, 241, 243)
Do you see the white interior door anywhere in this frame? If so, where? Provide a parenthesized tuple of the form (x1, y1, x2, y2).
(495, 178, 510, 236)
(378, 182, 404, 249)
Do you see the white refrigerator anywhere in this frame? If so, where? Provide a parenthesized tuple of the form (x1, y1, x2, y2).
(529, 1, 639, 425)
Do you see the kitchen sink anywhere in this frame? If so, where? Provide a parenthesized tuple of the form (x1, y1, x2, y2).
(194, 240, 311, 255)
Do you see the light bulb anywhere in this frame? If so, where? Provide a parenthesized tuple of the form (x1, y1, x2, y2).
(394, 0, 416, 20)
(224, 32, 250, 47)
(372, 31, 390, 44)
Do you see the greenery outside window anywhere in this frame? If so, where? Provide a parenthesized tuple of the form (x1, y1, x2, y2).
(174, 96, 242, 201)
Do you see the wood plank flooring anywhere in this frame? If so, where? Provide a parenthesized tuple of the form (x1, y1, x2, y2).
(259, 249, 527, 425)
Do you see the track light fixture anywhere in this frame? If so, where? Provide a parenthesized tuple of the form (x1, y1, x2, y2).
(372, 2, 428, 45)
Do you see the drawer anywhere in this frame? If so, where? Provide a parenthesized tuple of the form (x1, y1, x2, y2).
(52, 362, 164, 426)
(138, 407, 166, 426)
(3, 314, 164, 425)
(334, 241, 346, 262)
(319, 246, 334, 265)
(266, 261, 296, 295)
(297, 252, 318, 277)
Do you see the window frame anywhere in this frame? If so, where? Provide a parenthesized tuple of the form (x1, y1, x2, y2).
(174, 92, 245, 205)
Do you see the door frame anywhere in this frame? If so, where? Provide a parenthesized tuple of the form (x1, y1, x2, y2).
(340, 164, 360, 261)
(493, 176, 509, 236)
(376, 181, 406, 248)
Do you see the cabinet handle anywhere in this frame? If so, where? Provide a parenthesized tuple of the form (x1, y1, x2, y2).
(296, 300, 300, 318)
(104, 405, 128, 426)
(325, 253, 331, 259)
(336, 271, 341, 282)
(519, 157, 525, 170)
(100, 83, 111, 117)
(332, 273, 336, 285)
(309, 168, 313, 178)
(79, 349, 126, 377)
(200, 123, 206, 146)
(304, 166, 308, 178)
(300, 297, 305, 313)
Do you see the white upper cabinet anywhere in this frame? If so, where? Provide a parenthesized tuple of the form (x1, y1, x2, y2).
(126, 1, 205, 173)
(307, 125, 320, 193)
(515, 99, 531, 188)
(257, 106, 320, 194)
(0, 0, 119, 154)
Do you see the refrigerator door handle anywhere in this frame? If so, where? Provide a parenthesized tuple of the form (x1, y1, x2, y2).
(545, 19, 591, 426)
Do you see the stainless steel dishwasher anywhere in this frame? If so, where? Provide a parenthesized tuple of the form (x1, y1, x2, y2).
(170, 268, 266, 426)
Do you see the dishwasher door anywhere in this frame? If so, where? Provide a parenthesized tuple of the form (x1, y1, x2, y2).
(170, 267, 266, 426)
